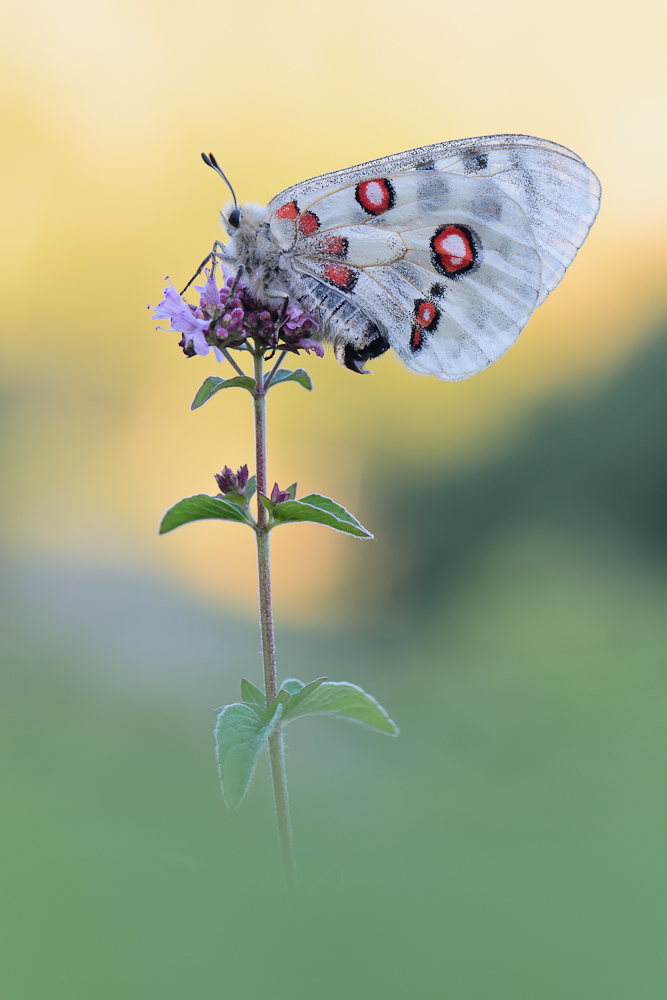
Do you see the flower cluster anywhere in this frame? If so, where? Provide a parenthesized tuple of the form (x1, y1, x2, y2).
(151, 264, 322, 360)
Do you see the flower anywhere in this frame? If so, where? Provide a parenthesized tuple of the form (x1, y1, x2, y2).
(279, 305, 324, 356)
(270, 482, 293, 505)
(214, 464, 249, 496)
(151, 267, 322, 360)
(194, 265, 232, 310)
(151, 278, 219, 359)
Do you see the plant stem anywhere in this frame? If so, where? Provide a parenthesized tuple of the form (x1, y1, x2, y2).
(263, 349, 288, 390)
(252, 349, 298, 893)
(221, 346, 247, 378)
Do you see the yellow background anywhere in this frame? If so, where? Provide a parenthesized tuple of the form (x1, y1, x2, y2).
(1, 0, 665, 616)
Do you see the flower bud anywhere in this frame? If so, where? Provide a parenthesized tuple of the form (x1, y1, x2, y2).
(270, 482, 292, 505)
(214, 464, 249, 496)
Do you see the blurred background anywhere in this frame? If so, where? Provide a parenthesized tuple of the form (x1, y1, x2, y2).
(1, 0, 666, 995)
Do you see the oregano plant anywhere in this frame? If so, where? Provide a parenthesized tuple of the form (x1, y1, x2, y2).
(152, 259, 398, 893)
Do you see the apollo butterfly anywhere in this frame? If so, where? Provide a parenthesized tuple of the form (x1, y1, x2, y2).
(208, 135, 600, 379)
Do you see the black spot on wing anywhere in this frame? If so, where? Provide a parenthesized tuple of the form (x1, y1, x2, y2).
(463, 153, 488, 173)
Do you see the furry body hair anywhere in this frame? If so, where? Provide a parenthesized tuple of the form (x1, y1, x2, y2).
(222, 202, 387, 361)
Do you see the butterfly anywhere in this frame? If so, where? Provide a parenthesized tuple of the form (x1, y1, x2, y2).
(206, 135, 600, 379)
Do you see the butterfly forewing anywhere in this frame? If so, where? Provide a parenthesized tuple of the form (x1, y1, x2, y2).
(446, 147, 600, 303)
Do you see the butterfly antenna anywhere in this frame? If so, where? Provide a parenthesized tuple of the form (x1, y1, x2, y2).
(201, 152, 238, 210)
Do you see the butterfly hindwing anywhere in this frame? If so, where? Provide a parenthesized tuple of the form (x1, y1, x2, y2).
(276, 171, 543, 379)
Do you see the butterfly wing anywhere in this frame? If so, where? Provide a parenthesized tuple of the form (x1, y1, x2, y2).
(269, 135, 600, 380)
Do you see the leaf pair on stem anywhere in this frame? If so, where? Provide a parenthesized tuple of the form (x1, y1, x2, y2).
(217, 678, 398, 809)
(159, 489, 373, 538)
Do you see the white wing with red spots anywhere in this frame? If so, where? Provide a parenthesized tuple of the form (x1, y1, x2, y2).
(266, 135, 600, 380)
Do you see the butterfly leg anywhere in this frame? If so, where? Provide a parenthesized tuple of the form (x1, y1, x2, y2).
(226, 265, 245, 302)
(179, 241, 233, 296)
(179, 252, 212, 296)
(264, 298, 289, 362)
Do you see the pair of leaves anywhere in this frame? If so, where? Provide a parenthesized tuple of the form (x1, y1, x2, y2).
(216, 677, 398, 809)
(191, 369, 313, 410)
(159, 492, 372, 539)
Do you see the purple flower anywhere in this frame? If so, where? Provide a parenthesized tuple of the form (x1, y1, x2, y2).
(194, 264, 233, 310)
(270, 482, 292, 505)
(279, 304, 324, 356)
(215, 464, 249, 496)
(296, 338, 325, 357)
(151, 279, 213, 357)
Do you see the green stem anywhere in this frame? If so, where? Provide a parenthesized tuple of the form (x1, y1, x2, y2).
(263, 349, 288, 390)
(221, 346, 247, 378)
(252, 349, 298, 894)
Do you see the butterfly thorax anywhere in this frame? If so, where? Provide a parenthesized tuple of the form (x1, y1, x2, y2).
(223, 202, 289, 304)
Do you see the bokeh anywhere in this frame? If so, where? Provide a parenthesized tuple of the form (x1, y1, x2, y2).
(1, 0, 666, 995)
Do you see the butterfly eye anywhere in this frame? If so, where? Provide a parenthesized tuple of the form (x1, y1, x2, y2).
(228, 208, 241, 229)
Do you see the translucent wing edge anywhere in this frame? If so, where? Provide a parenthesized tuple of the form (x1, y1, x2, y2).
(268, 134, 587, 210)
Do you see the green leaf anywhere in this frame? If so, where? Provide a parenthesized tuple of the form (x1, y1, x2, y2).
(244, 475, 257, 501)
(280, 678, 305, 695)
(241, 679, 266, 708)
(215, 703, 280, 809)
(298, 494, 366, 529)
(281, 681, 398, 735)
(285, 482, 298, 500)
(159, 494, 255, 533)
(271, 495, 372, 538)
(263, 688, 291, 726)
(266, 368, 313, 392)
(244, 702, 265, 721)
(258, 492, 274, 513)
(281, 677, 327, 722)
(221, 492, 249, 508)
(191, 375, 256, 409)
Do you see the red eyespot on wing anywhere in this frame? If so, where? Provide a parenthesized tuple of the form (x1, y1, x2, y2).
(410, 325, 424, 352)
(310, 234, 348, 258)
(410, 298, 440, 353)
(275, 201, 299, 220)
(322, 236, 348, 257)
(414, 300, 439, 330)
(298, 211, 320, 236)
(430, 225, 477, 276)
(355, 178, 396, 216)
(323, 263, 358, 292)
